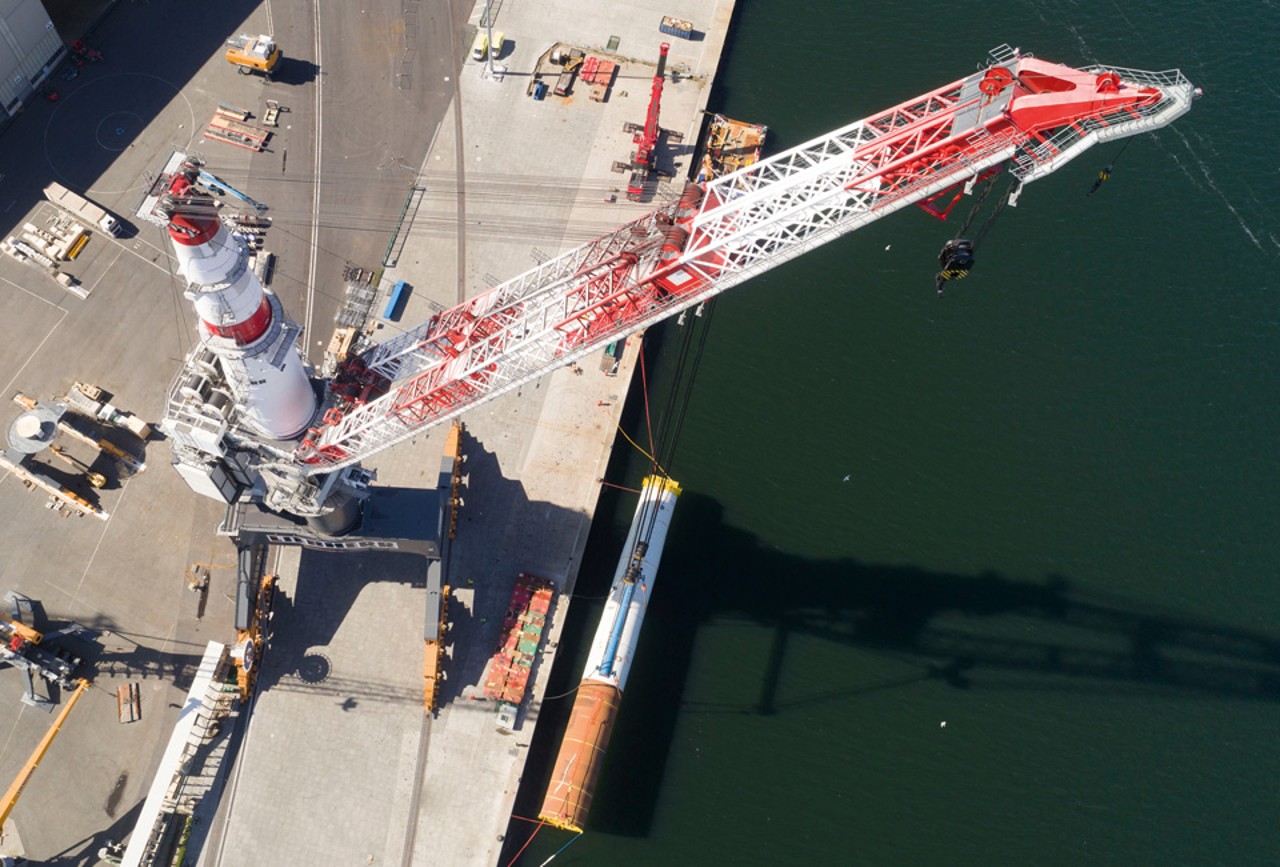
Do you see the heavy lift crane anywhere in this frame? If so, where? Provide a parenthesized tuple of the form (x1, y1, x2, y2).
(152, 46, 1197, 536)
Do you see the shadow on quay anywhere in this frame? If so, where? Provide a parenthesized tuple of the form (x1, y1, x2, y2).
(39, 799, 142, 867)
(248, 547, 428, 704)
(245, 425, 588, 713)
(0, 0, 268, 227)
(505, 491, 1280, 855)
(10, 605, 208, 694)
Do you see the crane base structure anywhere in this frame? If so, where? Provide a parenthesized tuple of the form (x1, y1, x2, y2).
(147, 46, 1196, 537)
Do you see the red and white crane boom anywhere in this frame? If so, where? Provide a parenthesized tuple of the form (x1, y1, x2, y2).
(295, 47, 1195, 475)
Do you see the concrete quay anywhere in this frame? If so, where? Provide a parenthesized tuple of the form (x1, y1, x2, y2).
(0, 0, 735, 863)
(209, 1, 736, 865)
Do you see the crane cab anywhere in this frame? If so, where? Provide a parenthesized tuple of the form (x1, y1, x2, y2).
(226, 34, 282, 77)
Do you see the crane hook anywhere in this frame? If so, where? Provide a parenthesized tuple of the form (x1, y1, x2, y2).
(935, 239, 975, 297)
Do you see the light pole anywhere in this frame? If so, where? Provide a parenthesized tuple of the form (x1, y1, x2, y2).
(484, 0, 494, 78)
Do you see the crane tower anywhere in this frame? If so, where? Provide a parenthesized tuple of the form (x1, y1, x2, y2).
(155, 46, 1197, 534)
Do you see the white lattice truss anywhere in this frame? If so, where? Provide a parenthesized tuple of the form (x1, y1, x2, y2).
(297, 50, 1195, 474)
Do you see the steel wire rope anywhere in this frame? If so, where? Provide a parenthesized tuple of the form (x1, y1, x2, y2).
(973, 183, 1016, 248)
(657, 301, 716, 475)
(951, 172, 1000, 242)
(638, 348, 658, 466)
(505, 819, 546, 867)
(1085, 136, 1136, 196)
(631, 296, 716, 485)
(538, 831, 585, 865)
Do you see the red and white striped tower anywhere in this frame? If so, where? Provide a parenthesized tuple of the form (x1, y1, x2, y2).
(163, 170, 316, 440)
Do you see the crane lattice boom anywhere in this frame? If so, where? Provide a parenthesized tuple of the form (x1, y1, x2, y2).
(297, 47, 1196, 474)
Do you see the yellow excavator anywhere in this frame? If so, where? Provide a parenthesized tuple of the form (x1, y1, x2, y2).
(0, 678, 90, 829)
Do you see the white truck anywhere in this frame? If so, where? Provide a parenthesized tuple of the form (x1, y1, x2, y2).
(43, 182, 122, 236)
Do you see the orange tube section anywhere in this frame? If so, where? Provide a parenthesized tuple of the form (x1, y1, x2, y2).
(538, 681, 622, 832)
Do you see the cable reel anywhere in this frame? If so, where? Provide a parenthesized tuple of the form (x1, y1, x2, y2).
(979, 66, 1015, 98)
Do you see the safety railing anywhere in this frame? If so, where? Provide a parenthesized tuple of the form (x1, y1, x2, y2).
(1010, 69, 1195, 180)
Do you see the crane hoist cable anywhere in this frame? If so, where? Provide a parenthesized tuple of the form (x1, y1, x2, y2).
(650, 297, 716, 476)
(934, 169, 1017, 296)
(1086, 136, 1136, 197)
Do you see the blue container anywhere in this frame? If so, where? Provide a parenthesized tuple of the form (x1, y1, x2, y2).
(383, 280, 409, 320)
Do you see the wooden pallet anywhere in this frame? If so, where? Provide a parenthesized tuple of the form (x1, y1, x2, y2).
(205, 112, 271, 151)
(116, 682, 141, 723)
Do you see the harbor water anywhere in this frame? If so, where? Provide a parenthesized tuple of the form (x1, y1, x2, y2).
(512, 0, 1280, 863)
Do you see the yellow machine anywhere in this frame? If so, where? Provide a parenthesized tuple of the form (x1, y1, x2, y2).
(233, 573, 276, 700)
(226, 34, 281, 77)
(0, 678, 90, 827)
(3, 616, 41, 646)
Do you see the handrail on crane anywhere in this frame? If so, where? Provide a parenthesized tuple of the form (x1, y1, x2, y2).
(0, 678, 90, 827)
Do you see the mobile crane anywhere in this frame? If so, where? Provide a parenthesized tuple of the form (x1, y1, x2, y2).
(0, 678, 90, 828)
(625, 42, 671, 201)
(144, 47, 1196, 548)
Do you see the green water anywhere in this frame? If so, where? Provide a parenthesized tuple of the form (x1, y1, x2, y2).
(510, 1, 1280, 864)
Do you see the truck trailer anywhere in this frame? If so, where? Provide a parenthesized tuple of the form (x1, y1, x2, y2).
(42, 183, 122, 236)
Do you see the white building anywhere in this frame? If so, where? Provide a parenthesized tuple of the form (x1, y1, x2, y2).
(0, 0, 66, 120)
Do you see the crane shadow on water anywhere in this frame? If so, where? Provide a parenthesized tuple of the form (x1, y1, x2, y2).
(512, 491, 1280, 847)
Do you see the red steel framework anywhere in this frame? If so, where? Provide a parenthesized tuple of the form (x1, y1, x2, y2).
(295, 47, 1196, 473)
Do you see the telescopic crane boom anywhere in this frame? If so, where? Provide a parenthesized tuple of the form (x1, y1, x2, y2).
(0, 678, 89, 827)
(635, 42, 669, 170)
(626, 42, 671, 201)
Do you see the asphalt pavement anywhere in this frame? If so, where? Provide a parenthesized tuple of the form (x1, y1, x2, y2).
(0, 0, 734, 863)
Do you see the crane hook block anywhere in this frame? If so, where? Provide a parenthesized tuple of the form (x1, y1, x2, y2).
(935, 239, 976, 296)
(979, 67, 1014, 97)
(938, 239, 975, 275)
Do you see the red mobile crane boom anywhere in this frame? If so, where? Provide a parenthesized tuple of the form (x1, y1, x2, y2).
(627, 42, 671, 200)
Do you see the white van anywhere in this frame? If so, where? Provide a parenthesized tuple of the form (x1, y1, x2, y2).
(471, 32, 488, 61)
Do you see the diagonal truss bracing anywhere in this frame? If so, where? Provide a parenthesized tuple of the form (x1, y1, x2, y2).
(295, 50, 1196, 474)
